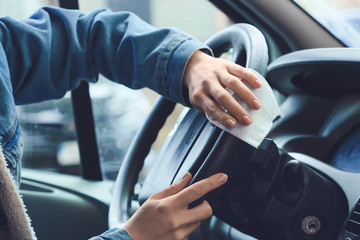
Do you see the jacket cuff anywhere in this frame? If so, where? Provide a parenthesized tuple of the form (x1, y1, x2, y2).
(89, 228, 132, 240)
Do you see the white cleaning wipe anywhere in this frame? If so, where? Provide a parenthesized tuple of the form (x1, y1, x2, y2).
(206, 69, 280, 148)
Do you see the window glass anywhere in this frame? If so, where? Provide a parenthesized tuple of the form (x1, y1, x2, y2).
(294, 0, 360, 47)
(1, 0, 81, 176)
(16, 95, 81, 175)
(0, 0, 58, 19)
(78, 0, 231, 180)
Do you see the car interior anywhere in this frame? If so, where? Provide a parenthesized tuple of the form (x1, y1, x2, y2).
(3, 0, 360, 239)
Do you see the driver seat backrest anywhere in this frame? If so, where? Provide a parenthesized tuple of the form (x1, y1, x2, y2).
(0, 146, 36, 240)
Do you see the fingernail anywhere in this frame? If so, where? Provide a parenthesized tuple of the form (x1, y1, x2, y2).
(241, 115, 252, 126)
(226, 119, 236, 128)
(218, 174, 228, 184)
(255, 80, 262, 88)
(182, 172, 190, 180)
(252, 99, 261, 110)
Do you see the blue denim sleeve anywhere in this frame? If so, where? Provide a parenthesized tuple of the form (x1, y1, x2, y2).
(0, 7, 208, 106)
(89, 228, 132, 240)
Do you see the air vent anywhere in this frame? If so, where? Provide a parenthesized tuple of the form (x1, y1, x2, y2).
(346, 202, 360, 235)
(339, 200, 360, 240)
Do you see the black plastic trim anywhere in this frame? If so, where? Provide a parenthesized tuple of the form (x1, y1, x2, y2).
(58, 0, 78, 9)
(58, 0, 102, 181)
(71, 82, 102, 180)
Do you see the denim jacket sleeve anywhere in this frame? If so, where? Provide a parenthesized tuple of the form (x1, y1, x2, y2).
(0, 6, 208, 106)
(0, 6, 209, 238)
(0, 6, 208, 185)
(89, 228, 132, 240)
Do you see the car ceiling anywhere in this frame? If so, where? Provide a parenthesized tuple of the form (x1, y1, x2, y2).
(211, 0, 344, 58)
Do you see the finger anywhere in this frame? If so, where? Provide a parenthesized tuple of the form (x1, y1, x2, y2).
(175, 221, 201, 240)
(175, 173, 228, 206)
(206, 86, 253, 126)
(227, 63, 262, 88)
(152, 172, 192, 199)
(219, 74, 261, 110)
(186, 200, 213, 222)
(189, 88, 239, 128)
(200, 95, 239, 128)
(183, 221, 202, 238)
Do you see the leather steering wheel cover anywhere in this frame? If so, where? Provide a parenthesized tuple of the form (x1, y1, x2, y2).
(109, 97, 176, 228)
(206, 24, 268, 76)
(108, 23, 268, 229)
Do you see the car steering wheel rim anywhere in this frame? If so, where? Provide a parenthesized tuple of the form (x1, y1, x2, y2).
(109, 23, 269, 229)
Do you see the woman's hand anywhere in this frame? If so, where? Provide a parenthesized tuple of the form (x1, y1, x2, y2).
(183, 50, 262, 128)
(124, 172, 228, 240)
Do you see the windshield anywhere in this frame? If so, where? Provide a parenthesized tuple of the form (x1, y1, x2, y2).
(294, 0, 360, 47)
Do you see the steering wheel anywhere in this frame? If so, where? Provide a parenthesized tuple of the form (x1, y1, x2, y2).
(109, 23, 269, 229)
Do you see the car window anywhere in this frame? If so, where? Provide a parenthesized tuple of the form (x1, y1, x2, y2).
(0, 0, 58, 19)
(294, 0, 360, 47)
(1, 0, 83, 176)
(78, 0, 231, 180)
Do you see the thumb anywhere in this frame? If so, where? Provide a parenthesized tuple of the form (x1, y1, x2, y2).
(151, 172, 192, 199)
